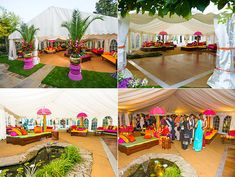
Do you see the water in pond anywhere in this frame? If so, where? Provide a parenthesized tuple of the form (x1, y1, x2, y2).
(128, 158, 181, 177)
(0, 146, 64, 177)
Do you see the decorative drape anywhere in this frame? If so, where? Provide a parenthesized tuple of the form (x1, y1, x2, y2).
(0, 107, 6, 140)
(118, 15, 130, 71)
(33, 37, 40, 65)
(207, 15, 235, 88)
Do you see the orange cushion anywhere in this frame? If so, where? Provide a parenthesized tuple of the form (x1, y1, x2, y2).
(20, 129, 28, 135)
(34, 126, 42, 133)
(144, 134, 152, 139)
(127, 134, 136, 142)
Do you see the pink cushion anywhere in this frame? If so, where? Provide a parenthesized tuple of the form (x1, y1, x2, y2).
(10, 131, 18, 136)
(118, 138, 125, 144)
(228, 130, 235, 136)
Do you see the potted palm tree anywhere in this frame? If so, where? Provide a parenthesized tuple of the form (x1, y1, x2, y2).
(61, 10, 103, 80)
(16, 23, 39, 69)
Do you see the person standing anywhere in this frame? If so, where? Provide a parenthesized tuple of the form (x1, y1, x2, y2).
(189, 114, 195, 144)
(166, 115, 175, 140)
(193, 117, 203, 152)
(140, 116, 145, 130)
(202, 115, 208, 148)
(181, 116, 190, 150)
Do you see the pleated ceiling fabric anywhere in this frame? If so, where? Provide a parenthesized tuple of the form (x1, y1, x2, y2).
(9, 6, 117, 40)
(118, 89, 235, 113)
(0, 89, 118, 119)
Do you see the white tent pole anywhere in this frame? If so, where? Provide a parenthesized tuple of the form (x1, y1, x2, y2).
(8, 39, 17, 60)
(0, 107, 6, 140)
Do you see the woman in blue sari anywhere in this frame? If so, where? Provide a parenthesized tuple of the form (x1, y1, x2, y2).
(193, 117, 203, 152)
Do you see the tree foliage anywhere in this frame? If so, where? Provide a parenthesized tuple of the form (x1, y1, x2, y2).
(95, 0, 117, 17)
(118, 0, 235, 18)
(0, 6, 20, 38)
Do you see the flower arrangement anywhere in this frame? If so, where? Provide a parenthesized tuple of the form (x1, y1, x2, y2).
(21, 41, 34, 57)
(61, 9, 103, 64)
(118, 72, 148, 88)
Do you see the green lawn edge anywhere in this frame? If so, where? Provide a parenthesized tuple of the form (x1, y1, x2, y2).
(42, 66, 117, 88)
(0, 55, 44, 77)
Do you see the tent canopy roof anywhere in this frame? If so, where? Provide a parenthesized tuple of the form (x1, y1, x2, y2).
(128, 3, 225, 35)
(118, 89, 235, 114)
(9, 6, 117, 40)
(0, 89, 117, 119)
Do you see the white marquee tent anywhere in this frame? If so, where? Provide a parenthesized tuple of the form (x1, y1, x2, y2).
(8, 6, 118, 60)
(0, 89, 118, 139)
(118, 89, 235, 132)
(118, 3, 235, 89)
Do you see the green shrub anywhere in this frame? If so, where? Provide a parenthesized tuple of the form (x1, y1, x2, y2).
(36, 159, 72, 177)
(127, 52, 162, 59)
(163, 166, 181, 177)
(61, 146, 81, 164)
(35, 146, 81, 177)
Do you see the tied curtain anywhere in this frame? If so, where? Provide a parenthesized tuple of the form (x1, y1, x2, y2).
(207, 15, 235, 88)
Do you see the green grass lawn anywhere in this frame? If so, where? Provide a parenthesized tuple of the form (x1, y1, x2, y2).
(42, 66, 117, 88)
(0, 55, 44, 77)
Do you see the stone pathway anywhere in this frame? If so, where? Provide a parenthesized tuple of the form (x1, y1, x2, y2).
(0, 64, 23, 88)
(14, 65, 55, 88)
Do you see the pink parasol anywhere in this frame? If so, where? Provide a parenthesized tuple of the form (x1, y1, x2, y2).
(203, 109, 216, 116)
(77, 112, 87, 118)
(159, 31, 168, 35)
(150, 107, 166, 115)
(194, 31, 203, 36)
(37, 108, 52, 115)
(203, 109, 216, 129)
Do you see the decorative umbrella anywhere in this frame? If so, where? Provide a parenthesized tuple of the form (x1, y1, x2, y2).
(37, 107, 52, 132)
(203, 109, 216, 128)
(77, 112, 87, 127)
(150, 107, 166, 130)
(159, 31, 168, 43)
(194, 31, 203, 45)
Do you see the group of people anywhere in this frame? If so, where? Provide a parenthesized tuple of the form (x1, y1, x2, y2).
(132, 113, 209, 152)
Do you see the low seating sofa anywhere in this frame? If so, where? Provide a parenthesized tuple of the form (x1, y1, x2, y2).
(6, 132, 52, 146)
(69, 125, 88, 136)
(118, 136, 159, 155)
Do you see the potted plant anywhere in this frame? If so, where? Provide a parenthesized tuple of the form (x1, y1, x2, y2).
(16, 23, 39, 69)
(61, 10, 103, 64)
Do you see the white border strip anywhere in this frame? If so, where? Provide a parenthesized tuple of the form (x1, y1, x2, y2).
(170, 70, 214, 88)
(128, 60, 213, 88)
(128, 60, 171, 88)
(100, 137, 118, 176)
(216, 146, 228, 177)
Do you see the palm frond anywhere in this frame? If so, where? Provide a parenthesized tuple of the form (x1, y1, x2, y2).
(61, 9, 103, 43)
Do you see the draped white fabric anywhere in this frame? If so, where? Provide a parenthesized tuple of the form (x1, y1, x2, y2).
(9, 6, 117, 41)
(33, 37, 40, 65)
(8, 39, 17, 60)
(118, 15, 130, 70)
(0, 89, 118, 122)
(0, 107, 6, 140)
(118, 89, 235, 113)
(207, 15, 235, 88)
